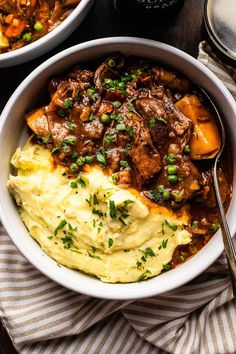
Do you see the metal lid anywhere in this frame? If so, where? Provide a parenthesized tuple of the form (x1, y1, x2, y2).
(204, 0, 236, 61)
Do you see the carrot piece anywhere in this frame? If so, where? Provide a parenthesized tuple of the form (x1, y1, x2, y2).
(26, 108, 49, 138)
(5, 18, 26, 37)
(5, 14, 14, 24)
(175, 94, 221, 160)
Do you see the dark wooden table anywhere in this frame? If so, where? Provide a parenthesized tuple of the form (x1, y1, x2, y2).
(0, 0, 205, 352)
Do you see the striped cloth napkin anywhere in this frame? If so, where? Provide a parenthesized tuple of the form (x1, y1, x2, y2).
(1, 41, 236, 354)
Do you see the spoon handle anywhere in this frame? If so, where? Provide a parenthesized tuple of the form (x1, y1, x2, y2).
(212, 161, 236, 297)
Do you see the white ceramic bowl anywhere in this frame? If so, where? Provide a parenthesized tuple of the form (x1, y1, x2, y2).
(0, 37, 236, 300)
(0, 0, 94, 68)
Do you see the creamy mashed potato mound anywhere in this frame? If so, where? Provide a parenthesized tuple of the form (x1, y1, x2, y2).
(8, 140, 192, 283)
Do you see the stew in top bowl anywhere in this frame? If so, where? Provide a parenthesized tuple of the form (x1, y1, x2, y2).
(0, 0, 81, 53)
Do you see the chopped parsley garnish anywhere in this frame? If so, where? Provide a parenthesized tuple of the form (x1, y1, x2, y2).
(63, 137, 76, 146)
(157, 116, 167, 125)
(109, 200, 117, 219)
(57, 108, 66, 117)
(149, 117, 156, 128)
(68, 223, 77, 232)
(54, 219, 67, 236)
(43, 134, 51, 144)
(88, 252, 102, 260)
(137, 269, 152, 282)
(119, 160, 129, 168)
(108, 238, 113, 248)
(77, 173, 87, 188)
(161, 239, 168, 249)
(70, 173, 87, 189)
(184, 144, 191, 154)
(104, 134, 115, 146)
(67, 121, 76, 131)
(70, 181, 78, 189)
(63, 98, 74, 109)
(92, 208, 104, 217)
(119, 217, 127, 225)
(93, 193, 99, 205)
(165, 220, 177, 231)
(51, 146, 60, 154)
(61, 236, 73, 249)
(163, 264, 172, 271)
(127, 126, 134, 137)
(136, 260, 142, 268)
(77, 89, 82, 101)
(96, 148, 106, 167)
(111, 174, 117, 185)
(124, 199, 134, 207)
(179, 255, 185, 262)
(63, 145, 71, 153)
(71, 249, 82, 254)
(116, 123, 126, 131)
(140, 248, 156, 258)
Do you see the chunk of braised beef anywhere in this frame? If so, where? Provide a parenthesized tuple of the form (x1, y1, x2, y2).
(127, 111, 161, 180)
(106, 147, 126, 171)
(94, 53, 125, 91)
(143, 154, 201, 207)
(135, 94, 192, 154)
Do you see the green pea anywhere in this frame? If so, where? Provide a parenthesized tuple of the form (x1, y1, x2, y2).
(108, 58, 116, 67)
(22, 32, 31, 41)
(70, 163, 78, 172)
(168, 165, 177, 175)
(87, 87, 96, 95)
(34, 21, 43, 31)
(71, 151, 78, 160)
(114, 101, 122, 109)
(184, 145, 191, 154)
(101, 114, 110, 124)
(118, 82, 126, 89)
(162, 191, 170, 200)
(119, 160, 129, 168)
(113, 79, 120, 87)
(85, 156, 94, 164)
(156, 185, 165, 193)
(76, 157, 85, 166)
(168, 175, 178, 184)
(63, 98, 74, 109)
(210, 223, 219, 233)
(166, 153, 176, 165)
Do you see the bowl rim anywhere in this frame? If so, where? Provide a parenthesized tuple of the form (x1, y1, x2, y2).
(0, 36, 235, 299)
(0, 0, 93, 63)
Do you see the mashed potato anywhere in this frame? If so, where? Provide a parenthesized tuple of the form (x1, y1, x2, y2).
(8, 140, 192, 283)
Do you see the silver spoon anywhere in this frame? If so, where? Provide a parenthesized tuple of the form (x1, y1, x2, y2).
(199, 86, 236, 296)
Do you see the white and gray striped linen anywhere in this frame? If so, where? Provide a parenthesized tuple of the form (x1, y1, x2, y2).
(0, 41, 236, 354)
